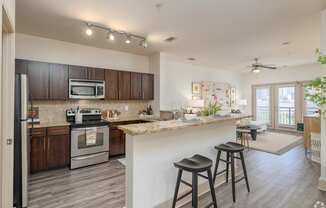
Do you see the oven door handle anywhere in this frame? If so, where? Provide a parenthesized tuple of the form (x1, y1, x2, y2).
(71, 152, 108, 161)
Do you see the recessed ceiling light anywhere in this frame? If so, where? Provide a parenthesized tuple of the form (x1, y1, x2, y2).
(165, 37, 177, 42)
(155, 3, 163, 9)
(187, 58, 196, 61)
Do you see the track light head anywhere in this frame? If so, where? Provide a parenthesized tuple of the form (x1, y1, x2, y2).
(109, 33, 115, 41)
(125, 36, 131, 44)
(86, 28, 93, 36)
(85, 23, 93, 36)
(106, 31, 115, 41)
(140, 39, 148, 48)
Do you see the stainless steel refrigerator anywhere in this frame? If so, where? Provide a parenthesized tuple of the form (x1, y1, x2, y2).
(14, 74, 29, 208)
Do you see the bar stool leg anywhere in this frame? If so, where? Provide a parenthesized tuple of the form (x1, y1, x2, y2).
(213, 150, 221, 183)
(207, 169, 218, 208)
(230, 153, 236, 203)
(247, 134, 250, 150)
(240, 151, 250, 192)
(172, 169, 183, 208)
(225, 152, 230, 183)
(192, 173, 198, 208)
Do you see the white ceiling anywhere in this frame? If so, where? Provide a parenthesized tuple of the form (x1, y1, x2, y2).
(16, 0, 326, 71)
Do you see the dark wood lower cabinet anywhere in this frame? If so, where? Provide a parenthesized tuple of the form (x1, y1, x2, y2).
(109, 127, 125, 157)
(30, 126, 70, 174)
(47, 126, 70, 169)
(30, 128, 47, 173)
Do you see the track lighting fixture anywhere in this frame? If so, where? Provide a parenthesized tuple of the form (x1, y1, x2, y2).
(84, 22, 147, 48)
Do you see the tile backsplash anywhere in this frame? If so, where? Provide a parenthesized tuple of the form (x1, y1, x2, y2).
(32, 100, 150, 123)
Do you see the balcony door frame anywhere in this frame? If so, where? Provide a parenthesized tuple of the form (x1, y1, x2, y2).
(252, 81, 303, 131)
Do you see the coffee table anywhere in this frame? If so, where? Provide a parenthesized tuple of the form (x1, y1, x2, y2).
(237, 125, 261, 141)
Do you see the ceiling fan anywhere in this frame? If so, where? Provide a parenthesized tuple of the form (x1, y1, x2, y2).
(250, 58, 277, 73)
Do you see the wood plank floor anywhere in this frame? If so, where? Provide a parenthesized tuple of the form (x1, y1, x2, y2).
(28, 145, 326, 208)
(28, 160, 125, 208)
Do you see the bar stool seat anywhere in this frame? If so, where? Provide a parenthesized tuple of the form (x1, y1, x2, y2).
(174, 154, 212, 172)
(215, 142, 244, 153)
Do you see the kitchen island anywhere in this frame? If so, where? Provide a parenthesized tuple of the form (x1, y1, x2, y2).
(119, 114, 251, 208)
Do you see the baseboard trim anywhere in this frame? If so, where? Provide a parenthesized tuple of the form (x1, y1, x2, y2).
(318, 177, 326, 191)
(155, 170, 241, 208)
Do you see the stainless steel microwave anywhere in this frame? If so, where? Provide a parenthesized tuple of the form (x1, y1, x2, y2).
(69, 79, 105, 99)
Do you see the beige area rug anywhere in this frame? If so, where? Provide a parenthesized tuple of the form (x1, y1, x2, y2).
(246, 132, 303, 155)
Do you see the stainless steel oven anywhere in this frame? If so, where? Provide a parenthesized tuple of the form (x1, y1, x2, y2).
(69, 79, 105, 99)
(71, 125, 109, 169)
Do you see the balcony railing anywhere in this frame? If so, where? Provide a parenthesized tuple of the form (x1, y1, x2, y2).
(256, 106, 269, 123)
(257, 106, 295, 125)
(278, 106, 295, 126)
(257, 106, 319, 126)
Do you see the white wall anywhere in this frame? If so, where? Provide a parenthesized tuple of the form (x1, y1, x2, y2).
(16, 33, 149, 73)
(149, 53, 160, 114)
(1, 0, 15, 207)
(241, 63, 326, 114)
(159, 53, 242, 110)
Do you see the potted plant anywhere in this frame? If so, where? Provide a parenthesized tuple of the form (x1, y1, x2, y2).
(316, 49, 326, 64)
(305, 76, 326, 116)
(201, 101, 222, 116)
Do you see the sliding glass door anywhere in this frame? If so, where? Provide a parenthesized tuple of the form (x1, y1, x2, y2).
(253, 83, 299, 130)
(276, 85, 296, 128)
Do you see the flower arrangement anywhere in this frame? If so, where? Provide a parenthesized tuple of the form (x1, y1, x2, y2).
(201, 95, 222, 116)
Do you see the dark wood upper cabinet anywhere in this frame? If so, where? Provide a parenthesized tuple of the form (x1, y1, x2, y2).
(142, 73, 154, 100)
(28, 61, 50, 100)
(118, 71, 131, 100)
(15, 59, 28, 74)
(46, 127, 70, 169)
(105, 69, 119, 100)
(87, 67, 105, 80)
(130, 72, 142, 100)
(49, 63, 68, 100)
(68, 65, 88, 79)
(16, 59, 154, 101)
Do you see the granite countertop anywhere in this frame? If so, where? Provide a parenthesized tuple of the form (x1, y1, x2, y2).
(118, 114, 252, 136)
(28, 121, 71, 129)
(104, 115, 160, 123)
(29, 115, 160, 129)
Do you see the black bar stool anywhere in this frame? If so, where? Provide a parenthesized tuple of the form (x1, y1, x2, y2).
(172, 154, 218, 208)
(213, 142, 250, 203)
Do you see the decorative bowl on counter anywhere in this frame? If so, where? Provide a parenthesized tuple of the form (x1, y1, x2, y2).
(184, 113, 198, 120)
